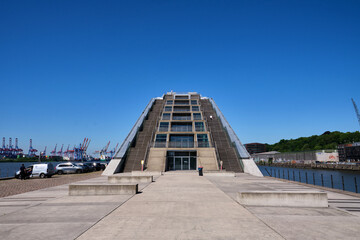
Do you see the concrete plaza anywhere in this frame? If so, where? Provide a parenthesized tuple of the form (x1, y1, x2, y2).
(1, 172, 360, 239)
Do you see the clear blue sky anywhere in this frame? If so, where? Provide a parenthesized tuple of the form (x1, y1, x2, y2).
(1, 0, 360, 155)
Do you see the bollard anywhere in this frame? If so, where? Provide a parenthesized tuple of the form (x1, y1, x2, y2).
(321, 174, 324, 187)
(287, 170, 290, 180)
(299, 172, 301, 182)
(355, 177, 358, 193)
(305, 172, 308, 184)
(331, 175, 334, 188)
(313, 173, 315, 185)
(342, 176, 345, 191)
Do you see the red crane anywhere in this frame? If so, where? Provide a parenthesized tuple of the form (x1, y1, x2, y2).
(51, 144, 57, 156)
(57, 144, 64, 157)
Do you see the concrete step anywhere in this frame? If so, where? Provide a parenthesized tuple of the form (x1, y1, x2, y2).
(108, 176, 153, 183)
(237, 191, 328, 207)
(69, 183, 138, 196)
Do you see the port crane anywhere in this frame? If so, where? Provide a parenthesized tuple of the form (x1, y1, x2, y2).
(352, 98, 360, 128)
(50, 144, 57, 156)
(57, 144, 64, 157)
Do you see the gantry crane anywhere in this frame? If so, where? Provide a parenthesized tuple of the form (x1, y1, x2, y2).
(351, 98, 360, 129)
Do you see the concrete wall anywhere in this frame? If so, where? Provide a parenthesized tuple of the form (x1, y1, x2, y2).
(146, 148, 167, 171)
(197, 148, 219, 171)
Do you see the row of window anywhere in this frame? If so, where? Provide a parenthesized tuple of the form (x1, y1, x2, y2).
(154, 134, 210, 148)
(158, 122, 206, 132)
(166, 100, 198, 105)
(162, 112, 202, 120)
(164, 106, 200, 112)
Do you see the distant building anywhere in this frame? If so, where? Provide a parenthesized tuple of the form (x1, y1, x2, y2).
(244, 143, 266, 154)
(338, 143, 360, 162)
(252, 150, 338, 164)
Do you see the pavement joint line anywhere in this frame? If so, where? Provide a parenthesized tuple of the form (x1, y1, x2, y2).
(205, 176, 287, 239)
(74, 177, 156, 239)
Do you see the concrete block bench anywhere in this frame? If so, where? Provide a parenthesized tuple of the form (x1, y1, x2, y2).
(237, 191, 328, 207)
(108, 175, 153, 183)
(69, 183, 138, 196)
(204, 171, 235, 177)
(131, 171, 162, 176)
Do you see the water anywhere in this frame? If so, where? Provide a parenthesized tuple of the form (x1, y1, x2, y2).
(258, 165, 360, 194)
(0, 161, 110, 178)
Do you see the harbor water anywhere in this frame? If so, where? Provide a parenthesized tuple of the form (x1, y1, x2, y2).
(258, 165, 360, 194)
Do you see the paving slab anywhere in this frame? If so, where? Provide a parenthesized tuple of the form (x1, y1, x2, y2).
(207, 173, 360, 240)
(77, 172, 284, 240)
(0, 176, 151, 240)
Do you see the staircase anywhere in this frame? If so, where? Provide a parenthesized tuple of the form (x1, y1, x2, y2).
(200, 99, 243, 172)
(122, 99, 164, 172)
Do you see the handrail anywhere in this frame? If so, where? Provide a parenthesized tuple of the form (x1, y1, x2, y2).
(208, 98, 250, 159)
(114, 98, 156, 159)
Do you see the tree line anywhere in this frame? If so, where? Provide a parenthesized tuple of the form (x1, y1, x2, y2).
(266, 131, 360, 152)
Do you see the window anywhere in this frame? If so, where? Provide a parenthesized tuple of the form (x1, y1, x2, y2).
(169, 134, 194, 148)
(166, 100, 173, 105)
(195, 122, 205, 132)
(174, 100, 189, 105)
(191, 100, 197, 105)
(162, 113, 171, 120)
(192, 106, 199, 111)
(172, 113, 191, 120)
(193, 113, 202, 120)
(197, 134, 209, 147)
(175, 96, 188, 100)
(171, 122, 192, 132)
(156, 134, 167, 142)
(173, 106, 190, 112)
(159, 122, 169, 132)
(164, 106, 172, 112)
(155, 134, 167, 147)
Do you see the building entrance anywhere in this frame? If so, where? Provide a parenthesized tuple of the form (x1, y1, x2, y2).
(167, 151, 196, 171)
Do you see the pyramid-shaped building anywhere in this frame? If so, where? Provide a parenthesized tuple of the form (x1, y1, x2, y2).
(105, 92, 262, 176)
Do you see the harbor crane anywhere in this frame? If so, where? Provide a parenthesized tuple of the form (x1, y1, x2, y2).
(57, 144, 64, 157)
(51, 144, 57, 156)
(351, 98, 360, 128)
(28, 139, 38, 157)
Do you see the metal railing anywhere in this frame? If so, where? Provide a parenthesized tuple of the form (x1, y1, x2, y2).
(171, 126, 192, 132)
(172, 116, 191, 120)
(152, 141, 211, 148)
(173, 108, 191, 112)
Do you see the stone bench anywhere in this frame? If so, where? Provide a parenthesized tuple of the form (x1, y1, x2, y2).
(204, 171, 235, 177)
(237, 191, 328, 207)
(69, 183, 138, 196)
(108, 175, 153, 183)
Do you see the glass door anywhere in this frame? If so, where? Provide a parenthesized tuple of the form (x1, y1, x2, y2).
(175, 157, 182, 170)
(182, 157, 190, 170)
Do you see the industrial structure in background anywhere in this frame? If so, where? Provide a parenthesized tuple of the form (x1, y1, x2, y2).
(352, 98, 360, 129)
(244, 143, 267, 154)
(94, 142, 119, 160)
(0, 137, 23, 158)
(0, 137, 91, 161)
